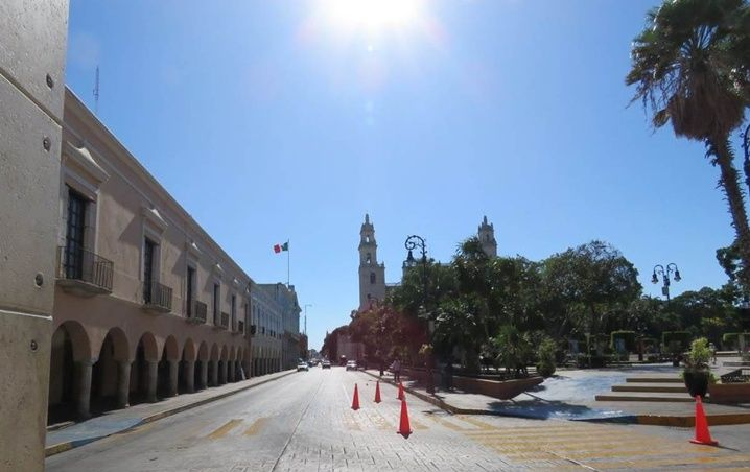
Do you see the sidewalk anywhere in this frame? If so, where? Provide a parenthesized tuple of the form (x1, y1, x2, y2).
(46, 370, 295, 456)
(363, 369, 750, 427)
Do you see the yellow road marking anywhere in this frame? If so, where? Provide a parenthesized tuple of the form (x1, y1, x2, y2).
(242, 417, 267, 436)
(425, 414, 467, 431)
(207, 419, 242, 440)
(453, 416, 498, 430)
(595, 454, 750, 470)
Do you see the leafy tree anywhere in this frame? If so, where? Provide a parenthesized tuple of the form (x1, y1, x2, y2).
(541, 241, 641, 337)
(627, 0, 750, 291)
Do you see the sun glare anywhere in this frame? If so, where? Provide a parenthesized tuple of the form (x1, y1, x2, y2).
(323, 0, 424, 30)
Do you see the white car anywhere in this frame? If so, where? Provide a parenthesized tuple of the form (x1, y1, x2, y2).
(346, 360, 357, 371)
(297, 361, 309, 372)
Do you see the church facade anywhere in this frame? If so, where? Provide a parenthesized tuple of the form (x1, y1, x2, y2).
(357, 214, 497, 312)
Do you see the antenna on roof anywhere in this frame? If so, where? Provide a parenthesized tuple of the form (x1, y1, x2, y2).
(93, 66, 100, 114)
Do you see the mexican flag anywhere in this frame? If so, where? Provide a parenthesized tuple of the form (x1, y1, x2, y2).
(273, 241, 288, 254)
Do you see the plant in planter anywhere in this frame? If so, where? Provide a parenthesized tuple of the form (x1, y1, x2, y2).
(682, 337, 715, 398)
(536, 337, 557, 378)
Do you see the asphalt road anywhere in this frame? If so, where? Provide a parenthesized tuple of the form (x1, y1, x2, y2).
(46, 367, 750, 471)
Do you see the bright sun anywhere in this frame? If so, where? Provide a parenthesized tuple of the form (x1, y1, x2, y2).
(322, 0, 424, 30)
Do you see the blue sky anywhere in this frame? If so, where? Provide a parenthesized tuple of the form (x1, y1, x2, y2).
(66, 0, 745, 351)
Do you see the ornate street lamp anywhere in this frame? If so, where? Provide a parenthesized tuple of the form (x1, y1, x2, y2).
(652, 263, 681, 301)
(404, 234, 435, 394)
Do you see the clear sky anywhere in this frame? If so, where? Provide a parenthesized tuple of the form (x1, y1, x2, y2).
(65, 0, 746, 351)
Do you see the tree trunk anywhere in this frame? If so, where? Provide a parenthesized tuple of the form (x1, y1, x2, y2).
(713, 137, 750, 292)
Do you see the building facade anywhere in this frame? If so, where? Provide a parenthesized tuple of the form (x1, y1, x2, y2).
(49, 89, 253, 422)
(253, 283, 301, 373)
(356, 214, 498, 311)
(358, 214, 386, 311)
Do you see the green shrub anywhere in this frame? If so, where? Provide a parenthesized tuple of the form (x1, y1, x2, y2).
(536, 337, 557, 378)
(686, 337, 711, 370)
(610, 331, 636, 352)
(662, 331, 691, 353)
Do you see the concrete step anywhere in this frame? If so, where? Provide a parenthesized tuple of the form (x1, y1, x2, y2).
(612, 383, 687, 394)
(595, 392, 694, 402)
(625, 376, 683, 383)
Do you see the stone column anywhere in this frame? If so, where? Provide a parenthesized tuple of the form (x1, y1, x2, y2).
(220, 360, 228, 384)
(76, 359, 94, 420)
(146, 361, 158, 402)
(168, 360, 179, 397)
(201, 360, 208, 389)
(184, 360, 195, 394)
(210, 360, 218, 386)
(117, 360, 132, 408)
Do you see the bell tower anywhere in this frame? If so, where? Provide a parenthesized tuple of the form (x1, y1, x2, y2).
(358, 214, 385, 310)
(478, 215, 497, 257)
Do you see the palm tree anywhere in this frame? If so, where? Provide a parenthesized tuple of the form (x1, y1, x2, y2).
(627, 0, 750, 291)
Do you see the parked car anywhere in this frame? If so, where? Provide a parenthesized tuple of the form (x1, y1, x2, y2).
(322, 360, 331, 369)
(297, 361, 309, 372)
(346, 360, 357, 371)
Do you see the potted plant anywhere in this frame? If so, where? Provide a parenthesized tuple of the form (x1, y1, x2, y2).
(682, 337, 713, 398)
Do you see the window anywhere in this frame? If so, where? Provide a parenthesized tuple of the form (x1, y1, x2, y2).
(231, 294, 237, 330)
(367, 293, 371, 300)
(64, 188, 88, 279)
(143, 238, 157, 303)
(366, 252, 372, 264)
(213, 283, 220, 323)
(186, 266, 196, 316)
(370, 273, 376, 284)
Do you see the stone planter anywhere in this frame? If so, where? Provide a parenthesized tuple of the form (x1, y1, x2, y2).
(452, 375, 543, 400)
(709, 382, 750, 403)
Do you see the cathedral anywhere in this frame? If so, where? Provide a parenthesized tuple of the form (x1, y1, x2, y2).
(357, 214, 497, 311)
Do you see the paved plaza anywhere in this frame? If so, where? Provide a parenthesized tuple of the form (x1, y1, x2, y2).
(46, 367, 750, 471)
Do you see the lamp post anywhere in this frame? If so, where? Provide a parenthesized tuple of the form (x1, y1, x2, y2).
(404, 235, 435, 394)
(651, 263, 681, 301)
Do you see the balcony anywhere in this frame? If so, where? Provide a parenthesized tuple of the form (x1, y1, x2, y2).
(236, 320, 244, 335)
(56, 246, 114, 297)
(214, 311, 229, 330)
(187, 300, 207, 324)
(142, 281, 172, 313)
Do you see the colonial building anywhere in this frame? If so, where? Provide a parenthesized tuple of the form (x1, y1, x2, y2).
(250, 284, 283, 376)
(49, 88, 255, 423)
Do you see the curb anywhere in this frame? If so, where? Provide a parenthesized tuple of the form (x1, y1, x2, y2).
(362, 371, 750, 427)
(45, 370, 296, 457)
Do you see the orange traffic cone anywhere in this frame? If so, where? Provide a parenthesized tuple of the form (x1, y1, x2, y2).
(374, 380, 381, 403)
(397, 382, 404, 401)
(351, 383, 360, 410)
(397, 398, 413, 439)
(690, 396, 718, 446)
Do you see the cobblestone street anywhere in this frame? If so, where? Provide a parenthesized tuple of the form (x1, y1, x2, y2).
(45, 367, 750, 471)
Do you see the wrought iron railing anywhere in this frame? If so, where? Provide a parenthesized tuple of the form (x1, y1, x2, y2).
(188, 300, 207, 324)
(56, 245, 114, 291)
(143, 280, 172, 311)
(237, 320, 244, 334)
(214, 311, 229, 329)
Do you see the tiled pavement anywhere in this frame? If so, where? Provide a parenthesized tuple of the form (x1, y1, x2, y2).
(47, 369, 750, 471)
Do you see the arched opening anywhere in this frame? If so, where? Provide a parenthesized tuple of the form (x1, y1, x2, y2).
(157, 336, 179, 398)
(196, 341, 208, 390)
(91, 328, 129, 414)
(130, 332, 158, 404)
(370, 273, 376, 284)
(219, 345, 229, 384)
(48, 321, 91, 424)
(180, 338, 196, 394)
(208, 344, 219, 386)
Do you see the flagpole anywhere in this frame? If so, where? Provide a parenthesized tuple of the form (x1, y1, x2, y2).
(287, 239, 290, 287)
